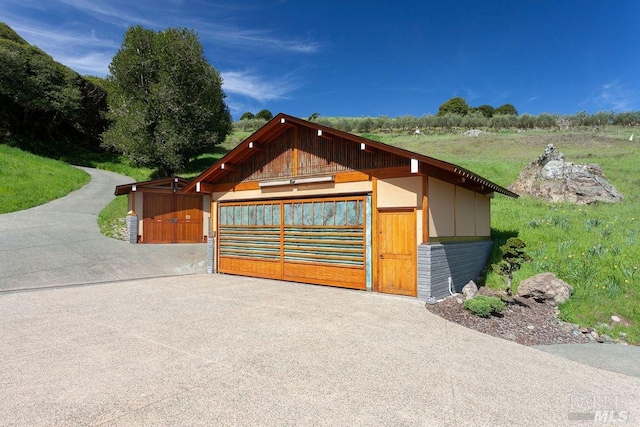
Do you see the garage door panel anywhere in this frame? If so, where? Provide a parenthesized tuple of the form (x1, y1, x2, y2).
(284, 227, 364, 265)
(218, 197, 367, 289)
(282, 262, 365, 290)
(219, 226, 281, 260)
(219, 257, 282, 278)
(142, 193, 203, 243)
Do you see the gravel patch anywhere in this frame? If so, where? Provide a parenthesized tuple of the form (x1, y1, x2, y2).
(425, 288, 590, 346)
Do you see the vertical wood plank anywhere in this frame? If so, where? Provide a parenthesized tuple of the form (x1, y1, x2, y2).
(422, 175, 429, 244)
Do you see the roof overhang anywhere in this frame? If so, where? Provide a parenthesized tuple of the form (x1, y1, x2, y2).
(114, 176, 191, 196)
(181, 113, 519, 199)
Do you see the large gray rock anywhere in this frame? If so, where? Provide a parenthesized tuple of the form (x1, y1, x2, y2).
(509, 144, 623, 205)
(517, 273, 573, 305)
(461, 280, 478, 299)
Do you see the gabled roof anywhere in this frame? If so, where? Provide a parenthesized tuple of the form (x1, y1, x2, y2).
(114, 176, 190, 196)
(182, 113, 518, 198)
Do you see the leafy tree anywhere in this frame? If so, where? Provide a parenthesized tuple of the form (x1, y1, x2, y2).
(0, 22, 27, 44)
(492, 237, 532, 296)
(437, 97, 469, 116)
(255, 109, 273, 121)
(0, 23, 106, 152)
(308, 112, 320, 121)
(461, 111, 488, 129)
(472, 104, 494, 118)
(494, 103, 518, 116)
(355, 117, 374, 133)
(239, 111, 255, 120)
(102, 26, 232, 176)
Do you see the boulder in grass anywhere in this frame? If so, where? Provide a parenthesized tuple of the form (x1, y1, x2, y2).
(509, 144, 623, 205)
(516, 272, 573, 305)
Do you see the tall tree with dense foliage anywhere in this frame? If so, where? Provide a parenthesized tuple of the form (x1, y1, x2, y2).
(103, 26, 232, 175)
(437, 97, 469, 116)
(255, 109, 273, 121)
(494, 103, 518, 116)
(472, 104, 495, 118)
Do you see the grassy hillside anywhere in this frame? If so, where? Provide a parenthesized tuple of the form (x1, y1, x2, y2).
(350, 127, 639, 342)
(0, 144, 90, 214)
(14, 123, 631, 343)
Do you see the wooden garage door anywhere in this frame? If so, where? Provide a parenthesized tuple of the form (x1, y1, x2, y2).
(142, 193, 203, 243)
(218, 197, 366, 289)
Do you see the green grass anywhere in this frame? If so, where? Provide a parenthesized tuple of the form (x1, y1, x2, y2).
(61, 150, 153, 183)
(365, 127, 640, 342)
(7, 126, 638, 342)
(98, 195, 129, 239)
(0, 144, 90, 214)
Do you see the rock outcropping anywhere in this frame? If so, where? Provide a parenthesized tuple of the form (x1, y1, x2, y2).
(516, 273, 573, 305)
(509, 144, 623, 204)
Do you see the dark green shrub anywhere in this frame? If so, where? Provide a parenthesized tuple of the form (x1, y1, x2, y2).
(463, 296, 505, 318)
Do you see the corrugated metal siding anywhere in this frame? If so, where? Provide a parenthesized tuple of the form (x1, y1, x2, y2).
(417, 241, 493, 300)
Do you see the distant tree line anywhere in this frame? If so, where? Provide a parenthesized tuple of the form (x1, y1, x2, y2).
(437, 97, 518, 117)
(235, 110, 640, 134)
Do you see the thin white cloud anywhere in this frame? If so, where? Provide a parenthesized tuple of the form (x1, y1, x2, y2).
(1, 0, 320, 79)
(5, 20, 117, 76)
(198, 25, 319, 54)
(53, 0, 319, 54)
(595, 79, 636, 111)
(9, 22, 118, 50)
(56, 52, 114, 76)
(221, 70, 301, 102)
(55, 0, 158, 27)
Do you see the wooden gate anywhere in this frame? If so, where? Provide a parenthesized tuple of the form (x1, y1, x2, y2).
(377, 209, 417, 296)
(218, 196, 367, 289)
(142, 193, 203, 243)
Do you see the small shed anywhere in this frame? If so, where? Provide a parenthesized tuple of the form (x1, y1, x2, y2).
(115, 176, 207, 244)
(182, 113, 518, 299)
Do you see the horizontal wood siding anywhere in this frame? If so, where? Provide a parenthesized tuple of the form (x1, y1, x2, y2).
(218, 196, 367, 289)
(282, 262, 365, 289)
(219, 257, 282, 279)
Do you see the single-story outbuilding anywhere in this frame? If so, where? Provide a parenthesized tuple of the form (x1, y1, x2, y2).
(180, 113, 518, 299)
(116, 113, 518, 298)
(115, 176, 208, 244)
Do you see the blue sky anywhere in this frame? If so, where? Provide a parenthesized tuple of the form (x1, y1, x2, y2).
(2, 0, 639, 119)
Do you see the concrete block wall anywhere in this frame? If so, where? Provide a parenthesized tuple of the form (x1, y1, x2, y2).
(125, 215, 138, 244)
(206, 237, 215, 274)
(417, 240, 493, 300)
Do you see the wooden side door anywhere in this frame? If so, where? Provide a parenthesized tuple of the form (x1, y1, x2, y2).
(142, 193, 176, 243)
(175, 195, 203, 243)
(377, 210, 417, 296)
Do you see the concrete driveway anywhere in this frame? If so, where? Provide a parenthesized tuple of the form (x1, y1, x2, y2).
(0, 167, 206, 291)
(1, 274, 639, 426)
(2, 166, 639, 425)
